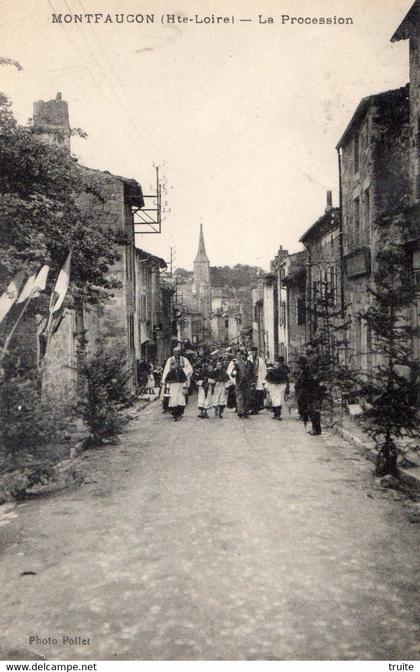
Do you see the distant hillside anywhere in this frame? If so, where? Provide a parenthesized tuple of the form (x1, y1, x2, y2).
(210, 264, 265, 289)
(174, 264, 265, 289)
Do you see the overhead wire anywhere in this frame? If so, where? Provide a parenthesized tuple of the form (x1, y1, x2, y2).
(62, 0, 146, 146)
(45, 0, 163, 239)
(45, 0, 119, 117)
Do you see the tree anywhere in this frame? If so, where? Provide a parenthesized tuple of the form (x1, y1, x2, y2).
(77, 347, 133, 444)
(0, 93, 126, 316)
(358, 221, 419, 476)
(174, 268, 193, 283)
(306, 274, 353, 426)
(210, 264, 265, 288)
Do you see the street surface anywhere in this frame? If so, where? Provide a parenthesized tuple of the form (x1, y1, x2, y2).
(0, 399, 419, 660)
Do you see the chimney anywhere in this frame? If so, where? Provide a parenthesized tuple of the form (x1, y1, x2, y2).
(33, 92, 71, 152)
(276, 246, 289, 265)
(325, 190, 333, 212)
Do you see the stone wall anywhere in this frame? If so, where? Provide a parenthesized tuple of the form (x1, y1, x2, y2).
(40, 166, 136, 404)
(409, 30, 419, 203)
(41, 310, 77, 408)
(287, 278, 307, 366)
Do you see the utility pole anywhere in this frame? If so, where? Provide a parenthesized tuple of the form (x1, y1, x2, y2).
(169, 246, 175, 278)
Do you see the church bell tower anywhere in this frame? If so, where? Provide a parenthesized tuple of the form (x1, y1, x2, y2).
(193, 223, 211, 326)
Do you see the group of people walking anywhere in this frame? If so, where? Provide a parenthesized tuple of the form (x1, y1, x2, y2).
(157, 345, 322, 434)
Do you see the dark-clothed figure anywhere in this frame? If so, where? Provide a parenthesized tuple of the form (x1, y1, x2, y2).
(231, 350, 255, 419)
(295, 356, 322, 435)
(264, 357, 290, 420)
(212, 360, 231, 418)
(248, 346, 267, 413)
(137, 359, 150, 390)
(165, 363, 187, 421)
(295, 357, 311, 426)
(196, 362, 214, 419)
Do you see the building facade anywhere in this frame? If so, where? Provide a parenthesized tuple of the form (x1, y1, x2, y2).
(392, 1, 420, 363)
(336, 85, 410, 373)
(282, 251, 307, 367)
(22, 93, 172, 404)
(299, 193, 341, 347)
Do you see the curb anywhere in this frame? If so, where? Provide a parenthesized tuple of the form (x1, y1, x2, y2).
(333, 424, 420, 495)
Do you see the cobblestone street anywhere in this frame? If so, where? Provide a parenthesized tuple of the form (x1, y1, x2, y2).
(0, 399, 419, 661)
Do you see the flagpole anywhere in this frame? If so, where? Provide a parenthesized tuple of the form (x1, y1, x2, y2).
(2, 295, 33, 357)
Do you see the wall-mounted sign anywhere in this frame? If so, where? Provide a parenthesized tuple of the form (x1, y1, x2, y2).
(345, 247, 371, 278)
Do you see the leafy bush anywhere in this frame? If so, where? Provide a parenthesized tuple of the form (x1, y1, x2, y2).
(78, 347, 133, 444)
(0, 369, 59, 466)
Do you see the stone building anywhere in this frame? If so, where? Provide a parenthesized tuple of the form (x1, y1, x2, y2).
(299, 192, 342, 345)
(253, 248, 307, 366)
(336, 85, 410, 373)
(135, 249, 173, 366)
(270, 246, 289, 360)
(260, 273, 278, 362)
(252, 282, 264, 355)
(176, 309, 203, 345)
(211, 313, 241, 346)
(21, 93, 171, 404)
(391, 0, 420, 362)
(282, 251, 307, 367)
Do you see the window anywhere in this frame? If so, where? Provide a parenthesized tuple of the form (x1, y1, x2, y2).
(127, 314, 135, 351)
(363, 188, 370, 241)
(225, 319, 229, 328)
(355, 316, 362, 360)
(126, 245, 135, 282)
(417, 115, 420, 200)
(279, 300, 286, 326)
(140, 294, 147, 316)
(353, 130, 360, 173)
(297, 298, 306, 325)
(329, 266, 337, 304)
(353, 197, 360, 247)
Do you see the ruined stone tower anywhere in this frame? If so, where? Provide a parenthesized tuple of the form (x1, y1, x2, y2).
(33, 92, 71, 151)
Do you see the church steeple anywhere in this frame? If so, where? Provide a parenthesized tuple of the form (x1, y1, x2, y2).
(194, 222, 209, 263)
(193, 223, 211, 325)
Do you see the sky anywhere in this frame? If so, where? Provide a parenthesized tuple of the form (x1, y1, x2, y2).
(0, 0, 412, 271)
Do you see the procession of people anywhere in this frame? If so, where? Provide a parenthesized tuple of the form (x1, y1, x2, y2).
(139, 342, 324, 434)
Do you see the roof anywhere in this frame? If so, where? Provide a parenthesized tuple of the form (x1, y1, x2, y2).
(391, 1, 418, 41)
(194, 223, 209, 263)
(282, 267, 306, 286)
(79, 164, 144, 208)
(135, 248, 167, 269)
(299, 208, 340, 244)
(283, 250, 307, 285)
(335, 85, 409, 149)
(121, 177, 144, 208)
